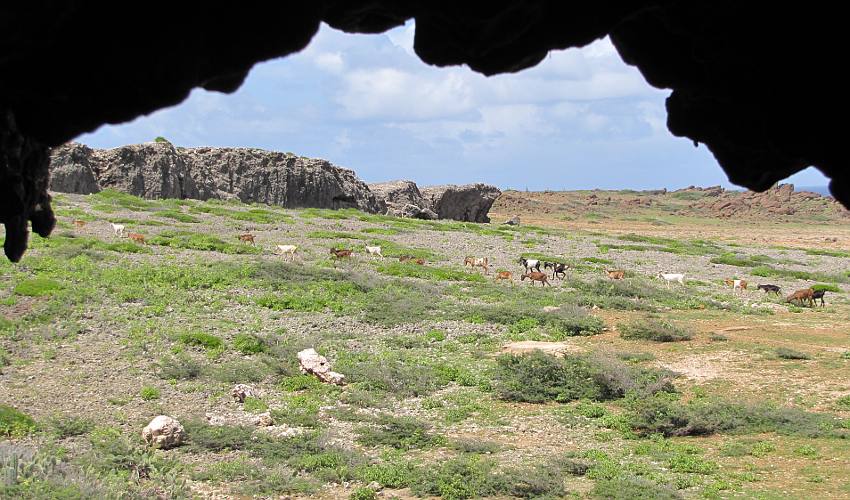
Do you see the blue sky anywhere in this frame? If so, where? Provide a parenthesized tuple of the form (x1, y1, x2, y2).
(78, 23, 828, 191)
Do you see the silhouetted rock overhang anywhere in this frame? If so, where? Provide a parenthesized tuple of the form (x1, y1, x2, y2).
(0, 1, 845, 261)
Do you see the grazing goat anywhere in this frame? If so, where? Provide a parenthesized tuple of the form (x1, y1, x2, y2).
(464, 256, 489, 274)
(812, 289, 827, 307)
(110, 222, 125, 237)
(757, 284, 781, 295)
(127, 232, 146, 244)
(413, 258, 426, 265)
(519, 257, 541, 273)
(399, 255, 414, 262)
(275, 244, 298, 261)
(330, 247, 353, 259)
(73, 220, 87, 228)
(544, 262, 568, 280)
(786, 288, 814, 307)
(237, 233, 255, 245)
(724, 278, 748, 293)
(606, 269, 625, 280)
(365, 246, 383, 259)
(658, 272, 685, 287)
(521, 271, 550, 287)
(494, 271, 512, 283)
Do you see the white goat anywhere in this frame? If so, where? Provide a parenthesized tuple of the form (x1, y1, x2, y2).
(275, 244, 298, 261)
(658, 272, 685, 287)
(110, 222, 125, 237)
(365, 245, 384, 259)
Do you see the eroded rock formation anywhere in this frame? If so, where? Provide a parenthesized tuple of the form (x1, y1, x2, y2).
(49, 142, 384, 213)
(1, 2, 846, 260)
(422, 184, 503, 223)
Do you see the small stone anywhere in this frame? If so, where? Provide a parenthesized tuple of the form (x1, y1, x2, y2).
(297, 348, 345, 385)
(231, 384, 257, 403)
(142, 415, 185, 449)
(254, 412, 274, 427)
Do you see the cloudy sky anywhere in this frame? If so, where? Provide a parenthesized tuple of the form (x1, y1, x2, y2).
(78, 22, 828, 191)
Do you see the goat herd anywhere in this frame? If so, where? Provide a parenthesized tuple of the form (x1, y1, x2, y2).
(78, 219, 830, 308)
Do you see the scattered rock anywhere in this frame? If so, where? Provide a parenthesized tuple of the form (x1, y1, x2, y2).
(297, 348, 345, 385)
(500, 341, 582, 357)
(503, 215, 520, 226)
(254, 412, 274, 427)
(542, 305, 560, 313)
(231, 384, 257, 403)
(141, 415, 185, 449)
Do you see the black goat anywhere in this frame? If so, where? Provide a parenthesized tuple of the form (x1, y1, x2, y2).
(757, 284, 781, 295)
(812, 289, 827, 307)
(544, 261, 568, 280)
(519, 257, 541, 273)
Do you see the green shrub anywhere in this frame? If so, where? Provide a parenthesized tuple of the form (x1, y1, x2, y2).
(233, 334, 267, 354)
(339, 352, 443, 398)
(836, 395, 850, 411)
(376, 262, 485, 283)
(357, 415, 444, 450)
(776, 347, 811, 360)
(811, 283, 841, 293)
(710, 252, 773, 267)
(183, 420, 255, 451)
(157, 210, 199, 223)
(150, 230, 262, 254)
(591, 476, 681, 499)
(243, 397, 268, 413)
(270, 395, 322, 428)
(411, 455, 501, 500)
(45, 415, 94, 438)
(140, 386, 161, 401)
(467, 303, 604, 338)
(350, 487, 377, 500)
(157, 354, 202, 380)
(154, 136, 170, 143)
(176, 331, 224, 351)
(13, 278, 62, 296)
(0, 405, 37, 437)
(493, 351, 674, 404)
(211, 360, 268, 384)
(619, 318, 692, 342)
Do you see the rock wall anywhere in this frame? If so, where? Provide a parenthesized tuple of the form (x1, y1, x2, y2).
(48, 143, 501, 221)
(49, 142, 384, 213)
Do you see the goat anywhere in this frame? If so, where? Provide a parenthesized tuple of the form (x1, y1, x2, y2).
(413, 258, 426, 265)
(110, 222, 125, 237)
(127, 232, 146, 244)
(275, 244, 298, 261)
(606, 269, 625, 280)
(237, 233, 255, 245)
(330, 247, 353, 259)
(658, 272, 685, 287)
(365, 246, 384, 259)
(544, 262, 568, 280)
(521, 271, 550, 287)
(73, 220, 87, 228)
(518, 257, 541, 273)
(724, 278, 748, 293)
(786, 288, 814, 307)
(757, 284, 781, 295)
(812, 289, 827, 307)
(464, 256, 489, 274)
(399, 255, 414, 262)
(494, 271, 512, 283)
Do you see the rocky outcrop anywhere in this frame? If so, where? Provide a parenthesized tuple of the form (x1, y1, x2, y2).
(422, 184, 502, 223)
(49, 142, 384, 213)
(368, 180, 437, 220)
(297, 348, 345, 385)
(686, 184, 844, 218)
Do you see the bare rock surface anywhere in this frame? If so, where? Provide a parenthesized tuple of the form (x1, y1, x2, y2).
(231, 384, 257, 403)
(141, 415, 185, 449)
(421, 183, 502, 223)
(297, 348, 345, 385)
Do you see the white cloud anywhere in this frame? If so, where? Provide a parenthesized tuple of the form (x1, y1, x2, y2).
(313, 51, 345, 74)
(386, 21, 416, 57)
(337, 68, 474, 120)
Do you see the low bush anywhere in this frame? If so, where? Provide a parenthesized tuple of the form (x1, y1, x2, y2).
(776, 347, 811, 360)
(13, 278, 63, 297)
(356, 415, 444, 450)
(0, 405, 37, 437)
(140, 386, 161, 401)
(45, 415, 94, 438)
(176, 331, 224, 351)
(150, 230, 262, 254)
(493, 350, 675, 403)
(619, 318, 693, 342)
(810, 283, 841, 293)
(376, 262, 485, 283)
(233, 334, 267, 354)
(157, 354, 203, 380)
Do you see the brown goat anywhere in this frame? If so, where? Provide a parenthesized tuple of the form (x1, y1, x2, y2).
(413, 258, 426, 265)
(73, 219, 87, 228)
(330, 247, 353, 259)
(127, 232, 146, 244)
(606, 269, 625, 280)
(464, 256, 489, 275)
(237, 233, 255, 245)
(494, 271, 512, 283)
(521, 271, 550, 286)
(724, 278, 748, 292)
(786, 288, 814, 307)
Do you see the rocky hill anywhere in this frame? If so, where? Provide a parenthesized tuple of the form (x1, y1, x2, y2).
(48, 142, 501, 222)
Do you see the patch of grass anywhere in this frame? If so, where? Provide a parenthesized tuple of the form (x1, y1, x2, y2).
(360, 227, 400, 235)
(140, 386, 161, 401)
(811, 283, 841, 293)
(210, 360, 269, 384)
(751, 265, 850, 284)
(350, 487, 378, 500)
(776, 347, 811, 360)
(376, 262, 485, 283)
(190, 204, 287, 224)
(157, 210, 199, 223)
(233, 334, 267, 354)
(0, 405, 37, 437)
(255, 280, 362, 313)
(710, 252, 774, 267)
(493, 350, 675, 403)
(13, 278, 63, 297)
(270, 395, 323, 428)
(176, 331, 224, 351)
(307, 230, 360, 240)
(836, 395, 850, 411)
(243, 397, 269, 413)
(619, 318, 693, 342)
(583, 257, 614, 265)
(591, 476, 681, 499)
(805, 248, 850, 258)
(339, 352, 444, 399)
(89, 189, 157, 211)
(183, 420, 255, 452)
(466, 303, 605, 338)
(150, 230, 262, 254)
(357, 415, 444, 450)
